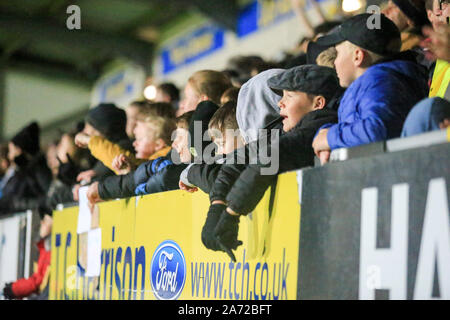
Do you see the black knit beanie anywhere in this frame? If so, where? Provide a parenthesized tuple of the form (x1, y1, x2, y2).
(188, 101, 219, 162)
(85, 103, 128, 142)
(11, 121, 40, 155)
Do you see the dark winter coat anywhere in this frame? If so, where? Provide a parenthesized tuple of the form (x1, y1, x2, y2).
(183, 116, 285, 195)
(98, 171, 136, 200)
(0, 153, 52, 215)
(186, 162, 222, 194)
(98, 154, 176, 200)
(210, 108, 338, 214)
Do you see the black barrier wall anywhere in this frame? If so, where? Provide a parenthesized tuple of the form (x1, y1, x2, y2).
(298, 142, 450, 300)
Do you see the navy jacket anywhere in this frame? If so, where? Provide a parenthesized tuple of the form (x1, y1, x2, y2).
(98, 155, 174, 200)
(210, 108, 338, 213)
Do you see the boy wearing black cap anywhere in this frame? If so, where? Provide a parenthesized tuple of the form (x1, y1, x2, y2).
(312, 13, 429, 164)
(201, 65, 341, 261)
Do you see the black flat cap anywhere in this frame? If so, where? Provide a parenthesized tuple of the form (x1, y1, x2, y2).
(316, 13, 401, 56)
(267, 64, 340, 102)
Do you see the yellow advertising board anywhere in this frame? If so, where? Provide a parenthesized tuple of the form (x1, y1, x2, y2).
(49, 171, 301, 300)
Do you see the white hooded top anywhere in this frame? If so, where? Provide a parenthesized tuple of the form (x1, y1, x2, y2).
(236, 69, 284, 143)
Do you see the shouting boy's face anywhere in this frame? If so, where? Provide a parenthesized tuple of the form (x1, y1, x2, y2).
(278, 90, 317, 132)
(133, 121, 160, 159)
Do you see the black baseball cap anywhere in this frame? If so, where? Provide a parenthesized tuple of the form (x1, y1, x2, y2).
(306, 41, 333, 64)
(267, 64, 340, 102)
(316, 13, 401, 56)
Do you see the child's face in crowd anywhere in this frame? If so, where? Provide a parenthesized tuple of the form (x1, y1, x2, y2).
(179, 82, 201, 115)
(39, 214, 53, 239)
(172, 126, 191, 163)
(125, 105, 140, 139)
(213, 130, 244, 155)
(83, 123, 102, 137)
(8, 142, 22, 162)
(133, 121, 161, 159)
(334, 41, 358, 88)
(278, 90, 316, 132)
(46, 144, 59, 176)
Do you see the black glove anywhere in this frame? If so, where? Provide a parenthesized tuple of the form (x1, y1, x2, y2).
(214, 211, 243, 262)
(201, 203, 226, 251)
(2, 283, 16, 300)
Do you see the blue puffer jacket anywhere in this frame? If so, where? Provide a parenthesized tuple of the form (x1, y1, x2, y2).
(321, 55, 428, 149)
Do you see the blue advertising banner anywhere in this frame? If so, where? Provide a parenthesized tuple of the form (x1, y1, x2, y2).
(159, 0, 334, 74)
(237, 0, 294, 38)
(160, 24, 225, 75)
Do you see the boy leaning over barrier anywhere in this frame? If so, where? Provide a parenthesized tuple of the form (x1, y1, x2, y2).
(75, 102, 174, 175)
(178, 100, 245, 194)
(132, 101, 220, 196)
(201, 65, 341, 261)
(177, 68, 298, 197)
(86, 108, 176, 204)
(312, 13, 429, 164)
(73, 103, 133, 187)
(86, 100, 219, 204)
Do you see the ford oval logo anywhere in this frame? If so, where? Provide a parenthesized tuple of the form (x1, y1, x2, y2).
(150, 240, 186, 300)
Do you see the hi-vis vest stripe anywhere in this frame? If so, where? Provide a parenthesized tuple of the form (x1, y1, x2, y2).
(429, 59, 450, 99)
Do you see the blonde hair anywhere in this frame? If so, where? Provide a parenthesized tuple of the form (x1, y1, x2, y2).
(188, 70, 232, 105)
(136, 102, 175, 122)
(316, 47, 337, 68)
(141, 116, 176, 146)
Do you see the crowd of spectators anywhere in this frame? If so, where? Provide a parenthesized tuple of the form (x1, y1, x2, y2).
(0, 0, 449, 299)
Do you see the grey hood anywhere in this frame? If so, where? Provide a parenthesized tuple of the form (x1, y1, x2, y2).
(236, 68, 284, 143)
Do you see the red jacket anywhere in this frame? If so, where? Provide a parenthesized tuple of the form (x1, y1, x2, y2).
(12, 238, 51, 299)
